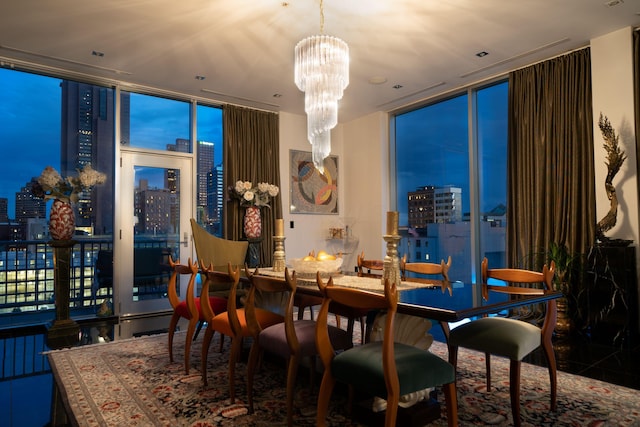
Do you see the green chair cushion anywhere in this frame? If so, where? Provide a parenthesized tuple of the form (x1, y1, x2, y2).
(448, 316, 541, 360)
(331, 341, 455, 398)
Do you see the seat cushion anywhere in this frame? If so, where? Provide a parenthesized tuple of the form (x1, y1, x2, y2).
(175, 297, 227, 321)
(331, 341, 455, 398)
(259, 320, 353, 358)
(448, 316, 541, 360)
(211, 308, 284, 337)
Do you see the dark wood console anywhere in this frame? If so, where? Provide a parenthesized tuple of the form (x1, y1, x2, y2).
(586, 245, 638, 346)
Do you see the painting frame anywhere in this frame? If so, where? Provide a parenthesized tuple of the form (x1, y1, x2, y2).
(289, 149, 339, 214)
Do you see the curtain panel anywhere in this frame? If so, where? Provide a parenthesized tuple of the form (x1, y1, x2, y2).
(223, 105, 281, 267)
(507, 48, 596, 269)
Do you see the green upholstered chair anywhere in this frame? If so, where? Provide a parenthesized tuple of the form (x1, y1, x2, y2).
(315, 273, 458, 427)
(245, 268, 352, 427)
(446, 257, 557, 427)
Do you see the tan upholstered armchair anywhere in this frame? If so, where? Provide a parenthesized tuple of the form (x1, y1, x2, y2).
(190, 218, 249, 297)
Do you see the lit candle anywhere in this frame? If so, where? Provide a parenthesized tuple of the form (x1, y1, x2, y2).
(386, 211, 398, 235)
(275, 218, 284, 237)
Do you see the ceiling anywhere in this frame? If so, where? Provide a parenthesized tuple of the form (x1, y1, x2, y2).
(1, 0, 639, 122)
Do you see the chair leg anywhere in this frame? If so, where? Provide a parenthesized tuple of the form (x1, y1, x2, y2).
(247, 340, 261, 414)
(442, 382, 459, 427)
(542, 338, 558, 411)
(384, 392, 399, 427)
(168, 313, 180, 363)
(218, 333, 225, 352)
(286, 354, 301, 427)
(447, 344, 458, 370)
(316, 371, 336, 427)
(485, 352, 492, 391)
(201, 327, 215, 386)
(308, 355, 316, 391)
(229, 336, 243, 402)
(193, 320, 204, 341)
(509, 359, 522, 427)
(184, 318, 198, 374)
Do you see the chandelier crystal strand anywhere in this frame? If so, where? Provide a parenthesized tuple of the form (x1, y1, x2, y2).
(294, 16, 349, 172)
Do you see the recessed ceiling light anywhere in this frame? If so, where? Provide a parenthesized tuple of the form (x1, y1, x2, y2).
(195, 75, 206, 80)
(91, 50, 104, 57)
(476, 51, 489, 58)
(369, 76, 388, 85)
(393, 84, 403, 89)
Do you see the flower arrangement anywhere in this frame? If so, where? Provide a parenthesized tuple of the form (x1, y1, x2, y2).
(31, 165, 107, 203)
(231, 180, 279, 208)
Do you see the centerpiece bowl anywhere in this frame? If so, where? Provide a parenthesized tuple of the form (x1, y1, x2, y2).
(288, 257, 343, 278)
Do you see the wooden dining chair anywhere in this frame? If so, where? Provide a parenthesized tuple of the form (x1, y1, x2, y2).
(446, 257, 557, 427)
(199, 262, 284, 402)
(315, 273, 458, 427)
(401, 254, 451, 282)
(246, 268, 353, 427)
(357, 251, 384, 277)
(166, 256, 227, 374)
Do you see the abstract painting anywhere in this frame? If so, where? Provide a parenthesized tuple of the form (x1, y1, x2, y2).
(289, 149, 338, 214)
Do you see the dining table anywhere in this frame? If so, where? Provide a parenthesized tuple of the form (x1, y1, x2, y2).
(254, 268, 562, 333)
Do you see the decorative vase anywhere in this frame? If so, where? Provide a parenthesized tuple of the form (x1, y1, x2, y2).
(49, 199, 75, 240)
(244, 206, 262, 239)
(555, 296, 572, 338)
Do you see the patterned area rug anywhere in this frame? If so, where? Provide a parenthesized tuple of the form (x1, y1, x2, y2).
(47, 331, 640, 426)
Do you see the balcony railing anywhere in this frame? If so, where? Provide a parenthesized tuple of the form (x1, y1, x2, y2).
(0, 237, 176, 327)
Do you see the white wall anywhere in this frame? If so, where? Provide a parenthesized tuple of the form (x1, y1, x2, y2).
(278, 112, 351, 264)
(278, 111, 390, 272)
(591, 27, 640, 324)
(592, 27, 638, 246)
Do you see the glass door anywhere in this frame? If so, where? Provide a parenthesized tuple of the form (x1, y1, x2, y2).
(116, 150, 193, 316)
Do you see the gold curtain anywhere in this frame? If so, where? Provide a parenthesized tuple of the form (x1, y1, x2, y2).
(223, 105, 281, 266)
(507, 48, 596, 268)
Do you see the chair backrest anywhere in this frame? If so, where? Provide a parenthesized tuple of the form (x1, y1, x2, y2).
(191, 218, 249, 271)
(245, 268, 296, 344)
(481, 257, 557, 339)
(167, 256, 199, 317)
(316, 273, 400, 393)
(401, 255, 451, 282)
(357, 251, 384, 278)
(199, 261, 241, 329)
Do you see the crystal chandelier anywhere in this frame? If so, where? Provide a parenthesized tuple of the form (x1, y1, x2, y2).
(294, 0, 349, 172)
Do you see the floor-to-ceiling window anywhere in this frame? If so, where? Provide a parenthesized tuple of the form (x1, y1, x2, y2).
(393, 80, 508, 283)
(0, 68, 224, 321)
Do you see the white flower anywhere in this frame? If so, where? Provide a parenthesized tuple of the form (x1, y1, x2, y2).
(230, 179, 279, 208)
(268, 185, 279, 197)
(38, 166, 63, 189)
(243, 191, 255, 202)
(33, 164, 106, 203)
